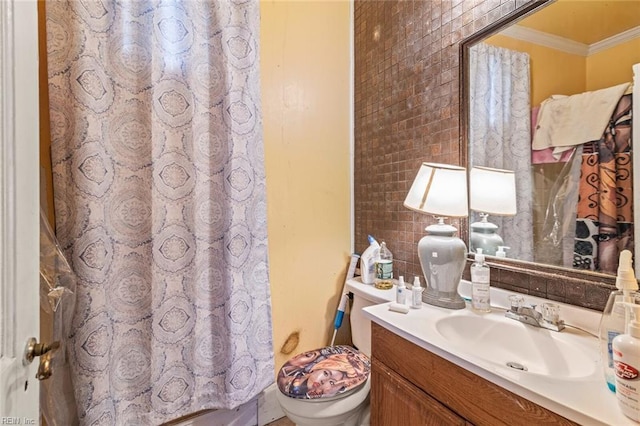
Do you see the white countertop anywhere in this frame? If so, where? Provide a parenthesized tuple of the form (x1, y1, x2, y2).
(353, 278, 635, 426)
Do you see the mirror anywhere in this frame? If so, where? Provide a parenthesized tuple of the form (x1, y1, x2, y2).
(462, 0, 640, 277)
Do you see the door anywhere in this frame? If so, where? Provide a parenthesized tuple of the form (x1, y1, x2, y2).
(0, 0, 41, 421)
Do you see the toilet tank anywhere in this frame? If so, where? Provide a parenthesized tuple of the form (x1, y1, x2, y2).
(345, 278, 396, 356)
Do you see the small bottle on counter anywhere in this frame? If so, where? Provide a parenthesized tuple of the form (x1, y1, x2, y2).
(411, 276, 423, 309)
(471, 248, 491, 313)
(396, 276, 407, 305)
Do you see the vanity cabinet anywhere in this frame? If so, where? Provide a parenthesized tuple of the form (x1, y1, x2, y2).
(371, 359, 469, 425)
(371, 323, 578, 426)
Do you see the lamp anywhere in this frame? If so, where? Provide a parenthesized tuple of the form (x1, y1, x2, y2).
(469, 166, 517, 256)
(404, 163, 468, 309)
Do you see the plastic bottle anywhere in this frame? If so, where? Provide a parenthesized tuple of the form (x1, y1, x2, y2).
(496, 246, 509, 258)
(471, 248, 491, 313)
(599, 250, 639, 392)
(613, 303, 640, 421)
(360, 235, 380, 285)
(376, 242, 393, 283)
(411, 276, 423, 309)
(396, 276, 407, 305)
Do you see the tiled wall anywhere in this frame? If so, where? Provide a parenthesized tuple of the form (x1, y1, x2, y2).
(353, 0, 616, 311)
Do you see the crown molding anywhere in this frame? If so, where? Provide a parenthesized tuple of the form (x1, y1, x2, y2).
(589, 25, 640, 55)
(501, 25, 588, 56)
(501, 24, 640, 57)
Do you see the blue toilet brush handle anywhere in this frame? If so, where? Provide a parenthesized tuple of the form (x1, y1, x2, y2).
(330, 254, 360, 346)
(330, 293, 349, 346)
(334, 293, 348, 328)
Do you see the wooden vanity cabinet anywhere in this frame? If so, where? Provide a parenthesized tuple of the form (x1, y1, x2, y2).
(371, 322, 578, 426)
(371, 359, 469, 425)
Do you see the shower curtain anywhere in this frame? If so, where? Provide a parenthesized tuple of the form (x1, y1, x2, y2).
(46, 1, 274, 424)
(574, 93, 634, 273)
(469, 43, 534, 261)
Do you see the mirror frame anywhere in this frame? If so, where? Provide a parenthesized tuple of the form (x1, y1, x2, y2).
(458, 0, 617, 301)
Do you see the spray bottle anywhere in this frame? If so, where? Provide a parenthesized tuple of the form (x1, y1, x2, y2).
(396, 276, 407, 305)
(598, 250, 639, 392)
(411, 276, 423, 309)
(613, 303, 640, 421)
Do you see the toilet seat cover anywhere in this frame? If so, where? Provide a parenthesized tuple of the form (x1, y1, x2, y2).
(277, 345, 371, 400)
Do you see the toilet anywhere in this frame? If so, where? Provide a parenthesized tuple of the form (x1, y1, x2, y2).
(275, 278, 395, 425)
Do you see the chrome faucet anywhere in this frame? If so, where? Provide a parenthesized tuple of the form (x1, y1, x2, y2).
(505, 295, 565, 332)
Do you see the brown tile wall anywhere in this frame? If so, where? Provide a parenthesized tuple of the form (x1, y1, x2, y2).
(353, 0, 615, 312)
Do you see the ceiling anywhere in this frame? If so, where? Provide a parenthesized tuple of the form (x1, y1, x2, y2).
(516, 0, 640, 45)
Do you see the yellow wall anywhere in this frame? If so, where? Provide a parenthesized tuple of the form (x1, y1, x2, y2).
(261, 1, 352, 374)
(487, 34, 640, 103)
(586, 38, 640, 91)
(485, 35, 586, 106)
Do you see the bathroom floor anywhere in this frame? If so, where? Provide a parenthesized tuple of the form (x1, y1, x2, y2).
(266, 417, 294, 426)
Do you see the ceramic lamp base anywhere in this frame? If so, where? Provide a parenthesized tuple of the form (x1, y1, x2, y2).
(417, 222, 467, 310)
(470, 220, 504, 256)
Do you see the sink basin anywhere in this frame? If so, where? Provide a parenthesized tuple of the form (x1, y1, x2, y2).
(434, 313, 598, 378)
(361, 284, 634, 426)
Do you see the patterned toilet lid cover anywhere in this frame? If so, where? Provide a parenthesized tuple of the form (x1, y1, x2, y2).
(277, 345, 371, 400)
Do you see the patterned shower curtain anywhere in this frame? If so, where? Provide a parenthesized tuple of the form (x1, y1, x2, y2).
(46, 1, 274, 424)
(574, 94, 634, 273)
(469, 43, 534, 261)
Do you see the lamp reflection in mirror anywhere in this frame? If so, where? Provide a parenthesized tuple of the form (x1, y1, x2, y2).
(404, 163, 468, 309)
(469, 166, 517, 256)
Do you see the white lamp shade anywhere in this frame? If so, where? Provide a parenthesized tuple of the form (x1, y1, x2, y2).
(404, 163, 468, 217)
(470, 166, 517, 216)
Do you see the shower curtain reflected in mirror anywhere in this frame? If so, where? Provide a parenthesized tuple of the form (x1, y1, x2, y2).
(469, 43, 534, 261)
(575, 93, 634, 273)
(539, 93, 634, 274)
(46, 1, 274, 424)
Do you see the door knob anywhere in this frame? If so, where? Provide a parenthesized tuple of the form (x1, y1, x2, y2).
(36, 356, 53, 381)
(23, 337, 60, 364)
(23, 337, 60, 381)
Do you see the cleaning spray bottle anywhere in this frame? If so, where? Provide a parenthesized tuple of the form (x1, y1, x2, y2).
(613, 303, 640, 421)
(599, 250, 639, 392)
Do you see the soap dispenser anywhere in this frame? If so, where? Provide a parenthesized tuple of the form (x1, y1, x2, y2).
(496, 246, 510, 258)
(599, 250, 639, 392)
(471, 248, 491, 312)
